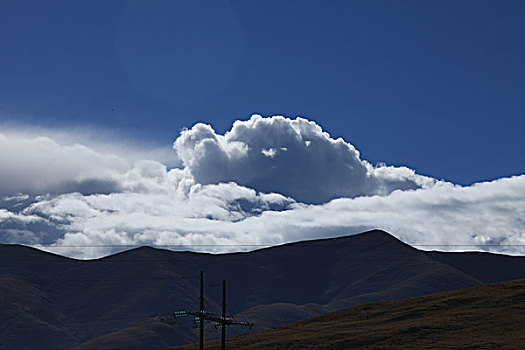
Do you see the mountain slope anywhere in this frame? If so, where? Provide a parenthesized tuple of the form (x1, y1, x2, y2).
(2, 230, 525, 349)
(174, 278, 525, 349)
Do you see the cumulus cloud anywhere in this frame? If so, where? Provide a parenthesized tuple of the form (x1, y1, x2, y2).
(0, 115, 524, 258)
(174, 115, 435, 204)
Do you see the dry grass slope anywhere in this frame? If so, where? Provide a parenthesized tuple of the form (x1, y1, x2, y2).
(173, 278, 525, 349)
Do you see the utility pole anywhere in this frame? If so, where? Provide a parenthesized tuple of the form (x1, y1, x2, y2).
(173, 272, 253, 349)
(200, 271, 204, 350)
(222, 280, 226, 350)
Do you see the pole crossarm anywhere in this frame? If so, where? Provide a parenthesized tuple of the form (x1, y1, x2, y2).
(173, 311, 254, 329)
(173, 272, 253, 349)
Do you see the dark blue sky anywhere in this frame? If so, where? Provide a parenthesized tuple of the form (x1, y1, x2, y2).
(1, 0, 524, 184)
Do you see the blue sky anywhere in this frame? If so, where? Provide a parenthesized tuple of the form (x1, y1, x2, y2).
(1, 0, 524, 184)
(1, 1, 525, 258)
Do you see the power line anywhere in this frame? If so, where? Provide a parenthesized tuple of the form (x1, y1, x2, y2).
(19, 244, 276, 247)
(413, 244, 525, 247)
(4, 243, 525, 247)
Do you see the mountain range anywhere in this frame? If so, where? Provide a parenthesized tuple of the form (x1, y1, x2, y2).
(1, 229, 524, 349)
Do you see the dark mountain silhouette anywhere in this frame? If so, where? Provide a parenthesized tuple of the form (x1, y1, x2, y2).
(173, 278, 525, 349)
(1, 230, 524, 349)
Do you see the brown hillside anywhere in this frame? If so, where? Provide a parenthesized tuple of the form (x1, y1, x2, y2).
(174, 278, 525, 349)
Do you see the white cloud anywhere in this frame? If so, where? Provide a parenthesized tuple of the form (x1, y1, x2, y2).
(261, 148, 277, 158)
(0, 208, 43, 224)
(0, 133, 134, 195)
(174, 115, 436, 204)
(2, 194, 30, 202)
(0, 115, 523, 258)
(0, 122, 180, 166)
(2, 174, 519, 259)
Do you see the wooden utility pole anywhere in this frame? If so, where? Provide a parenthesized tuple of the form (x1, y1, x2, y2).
(222, 280, 226, 350)
(173, 272, 253, 349)
(200, 270, 204, 350)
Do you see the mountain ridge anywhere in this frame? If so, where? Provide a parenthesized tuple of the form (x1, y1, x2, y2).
(2, 229, 524, 349)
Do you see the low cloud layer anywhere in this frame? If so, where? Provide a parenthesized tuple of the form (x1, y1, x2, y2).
(0, 133, 129, 195)
(1, 115, 524, 258)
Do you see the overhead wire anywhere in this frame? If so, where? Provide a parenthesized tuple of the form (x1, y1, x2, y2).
(4, 243, 525, 247)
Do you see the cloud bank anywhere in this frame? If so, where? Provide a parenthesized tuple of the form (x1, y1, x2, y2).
(0, 133, 129, 195)
(0, 115, 524, 258)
